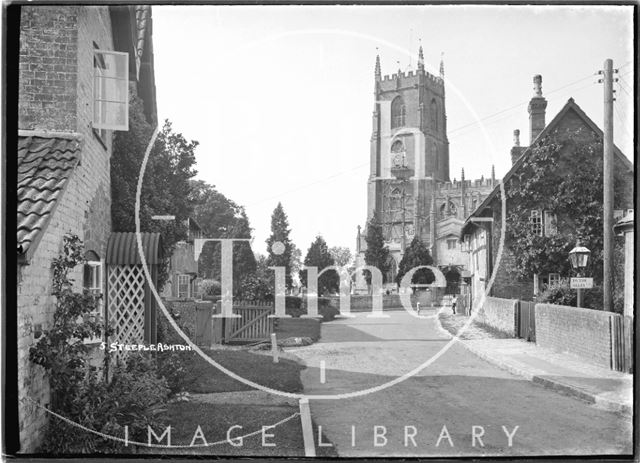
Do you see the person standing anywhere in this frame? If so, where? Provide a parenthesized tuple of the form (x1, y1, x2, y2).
(451, 294, 458, 314)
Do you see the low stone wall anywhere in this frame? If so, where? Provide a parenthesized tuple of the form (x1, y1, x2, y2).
(475, 296, 518, 336)
(275, 318, 321, 341)
(535, 303, 614, 369)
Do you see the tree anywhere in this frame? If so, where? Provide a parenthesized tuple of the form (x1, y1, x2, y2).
(363, 216, 391, 284)
(329, 246, 353, 268)
(189, 180, 257, 284)
(265, 202, 294, 289)
(395, 236, 435, 285)
(111, 94, 198, 287)
(300, 236, 339, 295)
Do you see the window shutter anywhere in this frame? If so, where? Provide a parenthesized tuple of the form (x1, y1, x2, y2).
(543, 211, 557, 236)
(93, 50, 129, 131)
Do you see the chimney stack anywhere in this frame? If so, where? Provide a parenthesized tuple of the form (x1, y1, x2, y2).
(510, 129, 524, 165)
(528, 74, 547, 144)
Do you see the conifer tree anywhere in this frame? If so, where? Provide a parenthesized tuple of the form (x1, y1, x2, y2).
(300, 236, 339, 295)
(395, 236, 435, 285)
(266, 202, 294, 289)
(363, 215, 391, 284)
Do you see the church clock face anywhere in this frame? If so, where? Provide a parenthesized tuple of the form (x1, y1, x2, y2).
(404, 223, 415, 237)
(392, 152, 405, 167)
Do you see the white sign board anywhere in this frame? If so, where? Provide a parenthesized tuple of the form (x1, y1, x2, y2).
(570, 277, 593, 289)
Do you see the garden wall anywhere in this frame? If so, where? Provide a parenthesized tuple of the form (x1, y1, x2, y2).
(475, 297, 518, 336)
(535, 303, 614, 369)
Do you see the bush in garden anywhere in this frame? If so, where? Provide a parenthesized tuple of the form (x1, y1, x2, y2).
(199, 279, 221, 296)
(29, 235, 171, 453)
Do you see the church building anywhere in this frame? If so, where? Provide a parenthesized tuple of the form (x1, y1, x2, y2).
(354, 47, 495, 293)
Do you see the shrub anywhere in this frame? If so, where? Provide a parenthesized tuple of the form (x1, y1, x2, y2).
(40, 354, 170, 453)
(538, 281, 605, 311)
(30, 235, 171, 453)
(199, 279, 221, 296)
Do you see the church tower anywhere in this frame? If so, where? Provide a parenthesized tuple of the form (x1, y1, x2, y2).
(366, 47, 449, 273)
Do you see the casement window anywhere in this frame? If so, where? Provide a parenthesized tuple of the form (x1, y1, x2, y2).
(82, 257, 104, 345)
(93, 49, 129, 131)
(548, 273, 561, 287)
(529, 209, 558, 236)
(83, 259, 103, 296)
(530, 210, 543, 236)
(447, 239, 457, 250)
(178, 274, 191, 299)
(531, 209, 557, 236)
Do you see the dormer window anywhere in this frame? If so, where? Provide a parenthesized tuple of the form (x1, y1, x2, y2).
(93, 49, 129, 131)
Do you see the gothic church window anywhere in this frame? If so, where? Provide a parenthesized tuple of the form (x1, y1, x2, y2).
(390, 188, 402, 211)
(391, 97, 406, 129)
(430, 99, 438, 131)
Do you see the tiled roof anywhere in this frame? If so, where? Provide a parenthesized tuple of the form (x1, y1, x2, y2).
(135, 5, 151, 61)
(17, 135, 81, 260)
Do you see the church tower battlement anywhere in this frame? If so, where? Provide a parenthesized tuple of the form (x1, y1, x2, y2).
(357, 48, 496, 291)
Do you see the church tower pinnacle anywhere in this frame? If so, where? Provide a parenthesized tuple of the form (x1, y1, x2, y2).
(375, 53, 381, 81)
(439, 52, 445, 79)
(417, 44, 425, 72)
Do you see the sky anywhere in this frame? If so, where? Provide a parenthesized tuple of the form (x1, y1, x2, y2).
(152, 5, 634, 256)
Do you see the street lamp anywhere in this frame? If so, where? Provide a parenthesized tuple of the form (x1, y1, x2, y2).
(569, 240, 591, 308)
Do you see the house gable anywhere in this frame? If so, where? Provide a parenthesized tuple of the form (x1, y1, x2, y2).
(462, 97, 634, 238)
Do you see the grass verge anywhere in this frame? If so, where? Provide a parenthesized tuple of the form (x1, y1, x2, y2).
(161, 348, 305, 394)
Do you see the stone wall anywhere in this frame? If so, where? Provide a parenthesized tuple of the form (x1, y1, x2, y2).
(535, 303, 614, 369)
(475, 296, 517, 336)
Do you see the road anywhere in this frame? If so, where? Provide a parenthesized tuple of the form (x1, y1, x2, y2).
(291, 309, 632, 457)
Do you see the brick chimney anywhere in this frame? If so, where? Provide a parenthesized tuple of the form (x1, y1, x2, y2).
(510, 129, 525, 165)
(528, 75, 548, 144)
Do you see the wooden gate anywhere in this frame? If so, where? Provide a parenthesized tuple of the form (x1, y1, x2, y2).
(222, 301, 274, 344)
(517, 301, 536, 342)
(611, 314, 633, 373)
(224, 305, 274, 344)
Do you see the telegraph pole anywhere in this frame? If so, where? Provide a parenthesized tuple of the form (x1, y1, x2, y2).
(599, 58, 616, 311)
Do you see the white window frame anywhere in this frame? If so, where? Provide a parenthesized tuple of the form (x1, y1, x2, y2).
(447, 239, 457, 250)
(93, 49, 129, 131)
(548, 273, 561, 287)
(83, 259, 104, 345)
(530, 209, 542, 236)
(177, 274, 191, 299)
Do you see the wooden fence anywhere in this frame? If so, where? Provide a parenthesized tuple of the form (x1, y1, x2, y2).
(611, 314, 633, 373)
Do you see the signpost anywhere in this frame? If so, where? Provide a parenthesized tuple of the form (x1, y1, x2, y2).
(570, 278, 593, 289)
(570, 277, 593, 308)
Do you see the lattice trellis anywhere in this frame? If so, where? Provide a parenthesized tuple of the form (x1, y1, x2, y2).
(107, 264, 145, 360)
